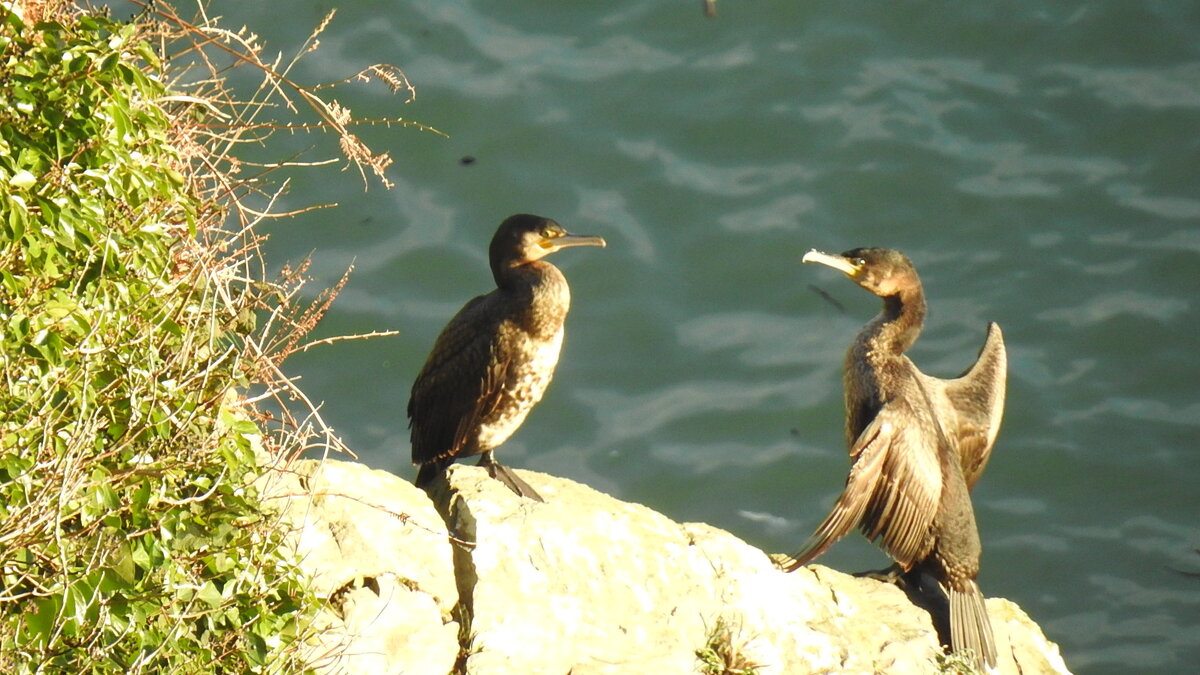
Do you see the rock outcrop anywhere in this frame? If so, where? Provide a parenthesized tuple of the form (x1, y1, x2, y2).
(262, 459, 1070, 675)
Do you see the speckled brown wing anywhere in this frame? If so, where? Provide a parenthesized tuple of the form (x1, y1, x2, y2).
(408, 291, 508, 465)
(860, 392, 946, 568)
(781, 395, 943, 571)
(940, 322, 1006, 489)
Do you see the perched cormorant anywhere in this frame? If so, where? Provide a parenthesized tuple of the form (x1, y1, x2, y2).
(408, 214, 606, 501)
(780, 247, 1006, 670)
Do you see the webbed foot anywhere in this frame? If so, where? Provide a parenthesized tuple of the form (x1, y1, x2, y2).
(478, 454, 544, 502)
(854, 563, 907, 586)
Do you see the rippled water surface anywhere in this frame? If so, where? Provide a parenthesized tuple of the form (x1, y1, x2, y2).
(153, 1, 1200, 671)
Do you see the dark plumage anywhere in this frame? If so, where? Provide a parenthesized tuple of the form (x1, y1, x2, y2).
(781, 247, 1006, 670)
(408, 214, 605, 501)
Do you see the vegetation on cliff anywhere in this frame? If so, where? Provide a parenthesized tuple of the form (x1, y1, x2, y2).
(0, 1, 418, 671)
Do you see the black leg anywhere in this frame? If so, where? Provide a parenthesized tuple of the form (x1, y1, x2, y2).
(477, 452, 544, 502)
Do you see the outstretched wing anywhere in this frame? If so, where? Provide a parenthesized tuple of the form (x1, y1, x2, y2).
(781, 396, 943, 571)
(408, 293, 509, 465)
(937, 322, 1006, 489)
(779, 415, 891, 571)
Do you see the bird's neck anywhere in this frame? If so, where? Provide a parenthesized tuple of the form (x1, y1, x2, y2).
(861, 287, 926, 359)
(495, 261, 571, 336)
(843, 285, 926, 444)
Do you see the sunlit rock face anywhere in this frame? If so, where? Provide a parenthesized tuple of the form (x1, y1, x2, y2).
(262, 460, 460, 675)
(267, 460, 1070, 675)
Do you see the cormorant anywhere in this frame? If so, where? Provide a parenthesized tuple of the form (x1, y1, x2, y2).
(408, 214, 606, 501)
(780, 247, 1006, 670)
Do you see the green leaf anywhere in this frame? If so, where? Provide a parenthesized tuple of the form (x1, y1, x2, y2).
(9, 169, 36, 188)
(23, 597, 60, 648)
(197, 580, 223, 609)
(130, 538, 152, 570)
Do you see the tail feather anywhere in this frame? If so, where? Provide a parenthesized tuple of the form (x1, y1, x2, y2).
(947, 580, 997, 671)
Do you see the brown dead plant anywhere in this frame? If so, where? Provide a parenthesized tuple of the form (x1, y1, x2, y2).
(131, 0, 438, 463)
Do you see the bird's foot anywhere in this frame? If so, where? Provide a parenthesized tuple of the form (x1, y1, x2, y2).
(478, 456, 545, 502)
(854, 563, 907, 586)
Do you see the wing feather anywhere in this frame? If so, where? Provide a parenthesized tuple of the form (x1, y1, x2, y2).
(782, 399, 942, 571)
(780, 418, 891, 570)
(409, 293, 504, 464)
(864, 398, 942, 566)
(933, 322, 1006, 488)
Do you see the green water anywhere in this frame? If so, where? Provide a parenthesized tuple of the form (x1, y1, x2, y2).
(153, 1, 1200, 671)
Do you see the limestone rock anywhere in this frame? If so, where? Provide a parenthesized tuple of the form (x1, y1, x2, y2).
(267, 459, 1070, 674)
(260, 460, 460, 675)
(440, 464, 1070, 675)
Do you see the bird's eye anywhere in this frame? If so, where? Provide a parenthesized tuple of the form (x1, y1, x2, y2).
(542, 228, 559, 239)
(854, 258, 866, 267)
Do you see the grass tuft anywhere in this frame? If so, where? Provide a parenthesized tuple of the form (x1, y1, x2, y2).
(696, 615, 764, 675)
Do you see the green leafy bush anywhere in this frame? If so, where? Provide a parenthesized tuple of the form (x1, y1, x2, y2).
(0, 2, 414, 671)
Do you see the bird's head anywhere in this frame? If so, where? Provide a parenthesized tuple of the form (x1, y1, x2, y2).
(802, 247, 920, 298)
(490, 214, 606, 271)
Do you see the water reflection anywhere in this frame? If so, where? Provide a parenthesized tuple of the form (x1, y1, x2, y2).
(1049, 63, 1200, 109)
